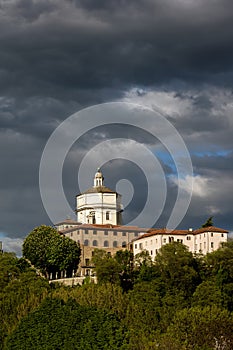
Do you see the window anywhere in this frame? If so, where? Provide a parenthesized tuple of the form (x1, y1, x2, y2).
(150, 250, 153, 255)
(134, 232, 138, 237)
(211, 242, 214, 249)
(104, 231, 108, 236)
(135, 244, 137, 249)
(70, 232, 73, 237)
(122, 232, 126, 236)
(163, 238, 166, 243)
(122, 241, 127, 248)
(106, 211, 110, 220)
(155, 249, 158, 255)
(85, 259, 90, 266)
(204, 242, 206, 249)
(113, 241, 118, 248)
(211, 232, 213, 237)
(93, 230, 97, 235)
(221, 233, 224, 237)
(113, 232, 117, 236)
(187, 236, 191, 241)
(85, 230, 89, 234)
(104, 240, 109, 247)
(139, 243, 143, 249)
(177, 239, 183, 243)
(93, 240, 98, 247)
(200, 243, 202, 250)
(84, 239, 89, 246)
(169, 237, 174, 243)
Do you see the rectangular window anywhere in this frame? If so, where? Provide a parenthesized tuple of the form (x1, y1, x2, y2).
(93, 230, 97, 235)
(204, 242, 206, 249)
(211, 232, 213, 237)
(200, 243, 202, 250)
(106, 211, 110, 220)
(85, 259, 90, 266)
(187, 236, 191, 241)
(113, 232, 117, 236)
(139, 243, 143, 249)
(221, 233, 224, 237)
(211, 242, 214, 249)
(104, 231, 108, 236)
(134, 232, 138, 237)
(135, 244, 137, 249)
(163, 238, 166, 243)
(150, 250, 153, 255)
(122, 232, 126, 236)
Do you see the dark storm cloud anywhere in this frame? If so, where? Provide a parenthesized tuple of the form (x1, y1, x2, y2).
(0, 0, 233, 243)
(1, 0, 233, 101)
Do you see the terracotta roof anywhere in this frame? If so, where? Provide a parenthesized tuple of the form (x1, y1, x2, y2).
(77, 186, 117, 196)
(193, 226, 229, 234)
(55, 219, 81, 225)
(134, 226, 229, 241)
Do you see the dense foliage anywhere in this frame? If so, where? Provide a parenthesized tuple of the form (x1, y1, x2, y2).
(22, 225, 81, 278)
(1, 240, 233, 349)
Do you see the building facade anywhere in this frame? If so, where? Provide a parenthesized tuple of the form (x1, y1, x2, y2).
(55, 169, 229, 278)
(76, 169, 123, 225)
(132, 226, 228, 260)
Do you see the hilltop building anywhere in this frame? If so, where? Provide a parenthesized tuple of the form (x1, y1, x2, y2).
(55, 169, 146, 276)
(76, 169, 123, 225)
(55, 169, 228, 278)
(132, 226, 228, 260)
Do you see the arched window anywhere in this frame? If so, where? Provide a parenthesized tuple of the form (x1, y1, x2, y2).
(104, 240, 109, 247)
(93, 240, 98, 247)
(113, 241, 118, 248)
(122, 241, 127, 248)
(84, 239, 89, 246)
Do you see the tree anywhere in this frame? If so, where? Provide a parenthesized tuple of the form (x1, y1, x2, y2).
(167, 305, 233, 349)
(201, 216, 213, 228)
(154, 242, 200, 297)
(23, 225, 81, 278)
(5, 298, 129, 350)
(92, 249, 122, 285)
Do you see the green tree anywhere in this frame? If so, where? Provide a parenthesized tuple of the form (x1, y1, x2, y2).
(92, 249, 122, 285)
(154, 242, 200, 297)
(5, 298, 129, 350)
(201, 216, 213, 228)
(167, 305, 233, 349)
(23, 225, 81, 278)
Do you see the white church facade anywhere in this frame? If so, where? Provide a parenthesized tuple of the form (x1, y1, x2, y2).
(55, 169, 228, 277)
(76, 169, 123, 225)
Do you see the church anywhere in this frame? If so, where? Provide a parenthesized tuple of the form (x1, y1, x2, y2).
(55, 169, 146, 276)
(55, 169, 228, 278)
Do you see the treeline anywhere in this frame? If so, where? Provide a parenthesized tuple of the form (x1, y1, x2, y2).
(1, 240, 233, 349)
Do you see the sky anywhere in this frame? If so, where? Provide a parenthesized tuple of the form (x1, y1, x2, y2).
(1, 0, 233, 255)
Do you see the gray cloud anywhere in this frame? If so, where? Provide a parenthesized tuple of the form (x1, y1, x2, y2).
(0, 0, 233, 248)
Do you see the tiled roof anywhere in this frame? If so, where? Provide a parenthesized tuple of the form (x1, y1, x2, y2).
(77, 186, 117, 195)
(134, 226, 229, 241)
(193, 226, 229, 234)
(55, 219, 81, 225)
